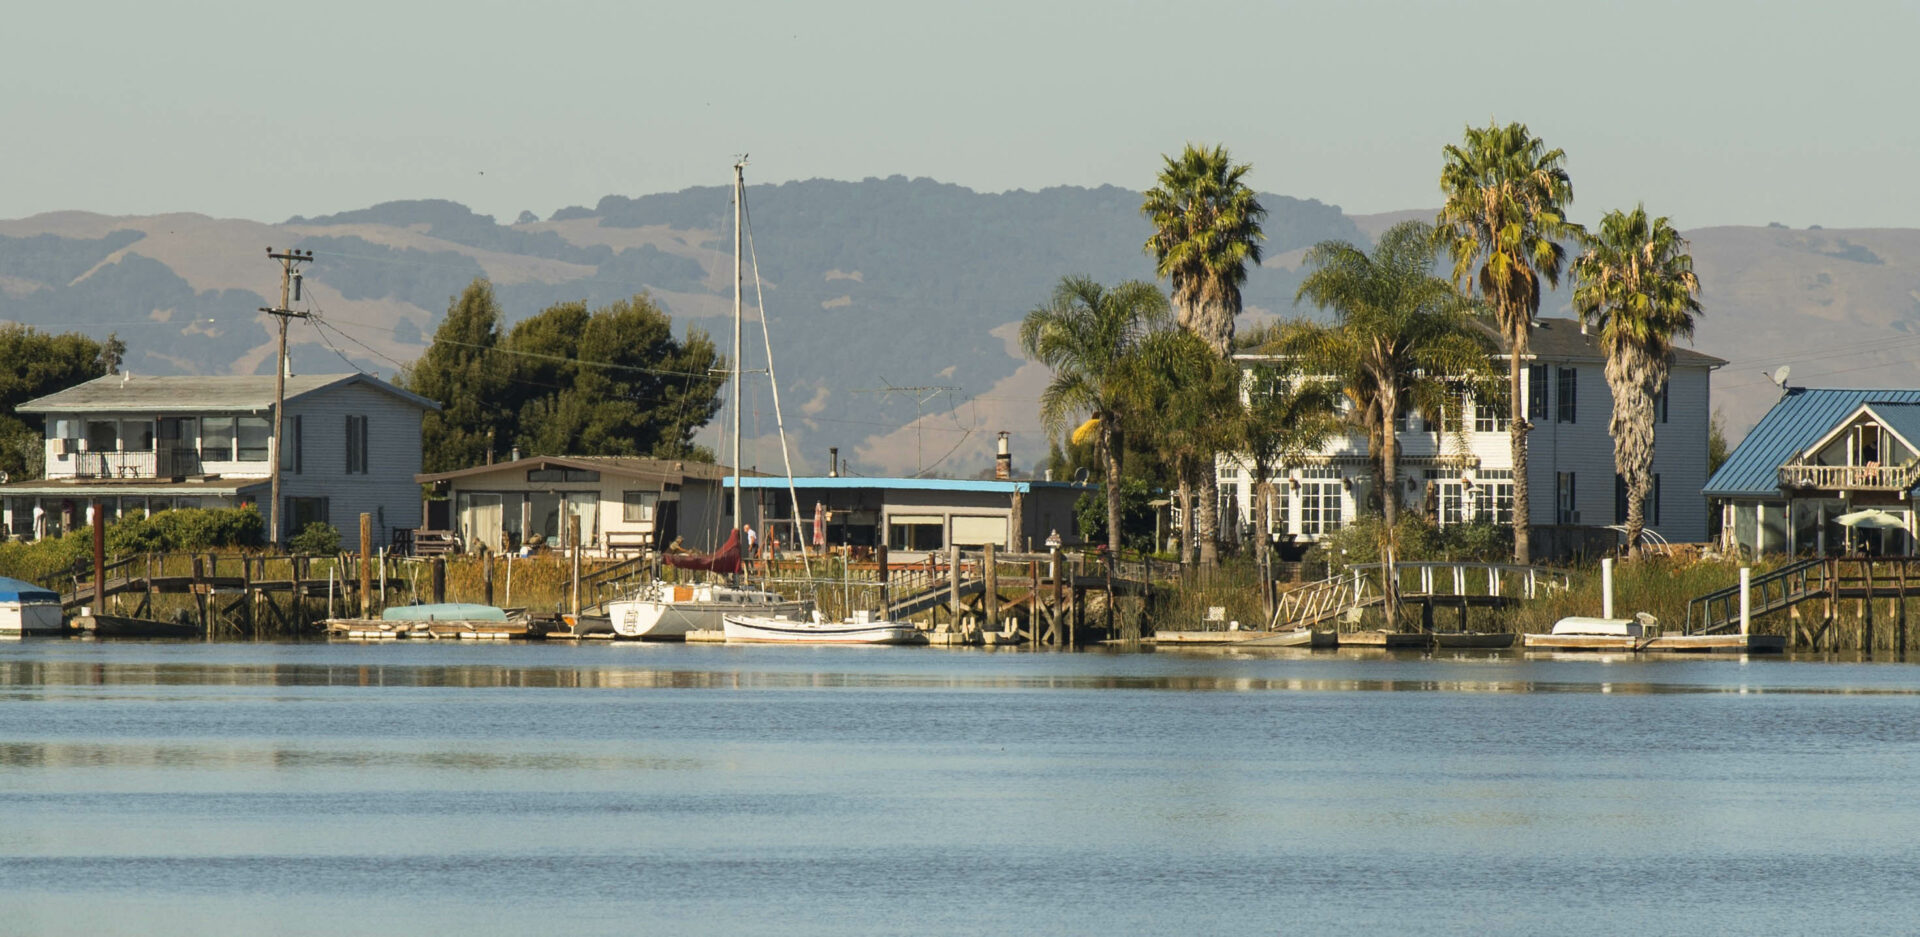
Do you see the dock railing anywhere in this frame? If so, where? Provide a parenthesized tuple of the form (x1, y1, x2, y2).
(1684, 558, 1826, 635)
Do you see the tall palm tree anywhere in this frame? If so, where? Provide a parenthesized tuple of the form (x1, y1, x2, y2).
(1020, 276, 1171, 556)
(1436, 121, 1578, 565)
(1143, 143, 1266, 567)
(1288, 220, 1498, 627)
(1572, 206, 1703, 557)
(1142, 144, 1267, 355)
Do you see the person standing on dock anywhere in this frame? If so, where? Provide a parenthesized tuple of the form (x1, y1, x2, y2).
(744, 524, 759, 572)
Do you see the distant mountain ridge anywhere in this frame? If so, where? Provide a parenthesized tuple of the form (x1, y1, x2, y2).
(3, 180, 1918, 474)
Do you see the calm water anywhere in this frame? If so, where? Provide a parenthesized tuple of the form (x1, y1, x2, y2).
(3, 641, 1920, 936)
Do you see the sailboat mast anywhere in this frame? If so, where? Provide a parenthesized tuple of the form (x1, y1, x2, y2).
(731, 161, 745, 545)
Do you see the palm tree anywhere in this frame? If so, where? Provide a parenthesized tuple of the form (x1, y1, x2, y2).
(1234, 359, 1342, 618)
(1135, 330, 1242, 567)
(1436, 121, 1578, 566)
(1142, 144, 1267, 355)
(1020, 276, 1171, 556)
(1288, 220, 1498, 627)
(1143, 143, 1267, 566)
(1572, 206, 1703, 557)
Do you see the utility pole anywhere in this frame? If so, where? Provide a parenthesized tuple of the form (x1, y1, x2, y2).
(263, 247, 314, 546)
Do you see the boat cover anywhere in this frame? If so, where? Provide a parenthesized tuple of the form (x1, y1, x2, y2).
(665, 528, 743, 574)
(0, 577, 59, 604)
(381, 603, 509, 622)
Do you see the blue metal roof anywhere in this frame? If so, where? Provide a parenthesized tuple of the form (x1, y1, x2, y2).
(724, 476, 1089, 494)
(1862, 403, 1920, 456)
(1705, 388, 1920, 497)
(0, 577, 59, 604)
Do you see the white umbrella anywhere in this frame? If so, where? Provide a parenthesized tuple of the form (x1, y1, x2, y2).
(1836, 508, 1907, 529)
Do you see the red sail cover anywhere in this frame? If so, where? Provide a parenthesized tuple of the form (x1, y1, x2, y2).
(665, 529, 743, 574)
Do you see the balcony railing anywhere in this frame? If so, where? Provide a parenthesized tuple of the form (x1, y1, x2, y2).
(1776, 462, 1920, 491)
(66, 451, 158, 479)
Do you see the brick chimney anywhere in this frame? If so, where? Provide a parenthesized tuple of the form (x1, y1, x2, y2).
(994, 431, 1012, 480)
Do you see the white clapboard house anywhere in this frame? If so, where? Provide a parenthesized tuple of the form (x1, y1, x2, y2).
(2, 373, 435, 545)
(1218, 317, 1723, 552)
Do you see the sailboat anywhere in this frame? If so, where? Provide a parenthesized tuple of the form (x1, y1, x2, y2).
(722, 608, 921, 645)
(608, 161, 815, 639)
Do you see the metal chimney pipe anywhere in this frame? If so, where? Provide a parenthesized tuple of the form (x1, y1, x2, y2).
(829, 447, 839, 478)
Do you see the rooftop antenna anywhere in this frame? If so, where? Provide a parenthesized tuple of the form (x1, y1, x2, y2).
(851, 380, 960, 476)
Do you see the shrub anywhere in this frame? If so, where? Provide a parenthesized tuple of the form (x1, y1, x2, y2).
(288, 521, 342, 556)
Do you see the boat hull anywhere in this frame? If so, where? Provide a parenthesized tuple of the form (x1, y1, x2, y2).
(610, 584, 810, 639)
(722, 614, 921, 645)
(1, 601, 65, 636)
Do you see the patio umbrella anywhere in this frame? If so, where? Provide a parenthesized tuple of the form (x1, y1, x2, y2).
(812, 502, 827, 548)
(1836, 508, 1908, 529)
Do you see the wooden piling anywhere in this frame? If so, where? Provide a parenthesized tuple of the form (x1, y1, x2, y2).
(241, 557, 254, 636)
(983, 543, 999, 632)
(192, 555, 209, 636)
(431, 557, 446, 604)
(359, 513, 373, 619)
(948, 544, 962, 625)
(1048, 547, 1063, 646)
(1900, 561, 1909, 660)
(569, 516, 582, 616)
(1864, 561, 1876, 655)
(482, 550, 495, 607)
(90, 501, 105, 617)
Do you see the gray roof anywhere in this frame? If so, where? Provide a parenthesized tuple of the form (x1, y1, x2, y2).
(417, 454, 749, 486)
(20, 373, 438, 414)
(1486, 317, 1726, 367)
(1704, 388, 1920, 497)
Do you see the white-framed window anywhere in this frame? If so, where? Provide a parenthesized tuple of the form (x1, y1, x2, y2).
(622, 490, 658, 523)
(1298, 467, 1343, 536)
(1473, 391, 1509, 433)
(1472, 469, 1514, 525)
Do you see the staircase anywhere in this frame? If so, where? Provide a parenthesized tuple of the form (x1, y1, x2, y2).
(1684, 558, 1826, 635)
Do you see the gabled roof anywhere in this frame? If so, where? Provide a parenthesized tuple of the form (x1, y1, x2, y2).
(416, 454, 747, 486)
(20, 373, 438, 414)
(1796, 402, 1920, 463)
(1705, 388, 1920, 497)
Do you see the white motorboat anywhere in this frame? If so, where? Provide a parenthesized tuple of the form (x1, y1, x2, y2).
(1, 577, 65, 636)
(722, 609, 921, 645)
(611, 581, 812, 639)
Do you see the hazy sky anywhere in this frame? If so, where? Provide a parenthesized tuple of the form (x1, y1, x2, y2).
(5, 0, 1916, 229)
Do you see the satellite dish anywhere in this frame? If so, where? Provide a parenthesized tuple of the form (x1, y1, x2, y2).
(1073, 468, 1090, 484)
(1771, 365, 1792, 388)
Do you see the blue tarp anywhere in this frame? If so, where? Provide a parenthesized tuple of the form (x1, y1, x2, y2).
(0, 577, 59, 604)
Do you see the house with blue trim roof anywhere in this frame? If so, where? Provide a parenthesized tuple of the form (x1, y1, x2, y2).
(1705, 387, 1920, 555)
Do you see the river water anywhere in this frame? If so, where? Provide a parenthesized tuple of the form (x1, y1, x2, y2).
(3, 641, 1918, 936)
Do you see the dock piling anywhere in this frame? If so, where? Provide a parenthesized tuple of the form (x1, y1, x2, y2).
(359, 514, 373, 619)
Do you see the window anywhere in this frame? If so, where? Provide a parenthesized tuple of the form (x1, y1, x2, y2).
(203, 417, 235, 461)
(1656, 386, 1669, 424)
(1652, 474, 1661, 525)
(1298, 468, 1343, 536)
(1472, 469, 1514, 525)
(1614, 474, 1663, 526)
(236, 416, 270, 462)
(622, 490, 658, 523)
(1615, 475, 1628, 525)
(276, 415, 302, 474)
(1474, 390, 1509, 433)
(527, 467, 600, 483)
(86, 420, 118, 452)
(345, 415, 369, 474)
(1528, 364, 1548, 421)
(285, 496, 329, 542)
(888, 515, 945, 551)
(1556, 368, 1577, 424)
(120, 420, 153, 452)
(1557, 472, 1577, 524)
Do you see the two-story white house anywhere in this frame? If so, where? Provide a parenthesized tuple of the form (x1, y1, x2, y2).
(1219, 317, 1724, 551)
(1, 373, 435, 545)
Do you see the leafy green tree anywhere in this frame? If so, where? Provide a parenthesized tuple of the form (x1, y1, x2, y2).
(1289, 220, 1498, 626)
(504, 294, 723, 460)
(0, 324, 120, 480)
(288, 521, 343, 556)
(1436, 121, 1578, 565)
(1020, 276, 1171, 556)
(1134, 329, 1241, 567)
(408, 280, 510, 473)
(1708, 408, 1730, 477)
(1572, 206, 1703, 556)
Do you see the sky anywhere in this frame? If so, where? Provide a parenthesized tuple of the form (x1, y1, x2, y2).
(4, 0, 1918, 230)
